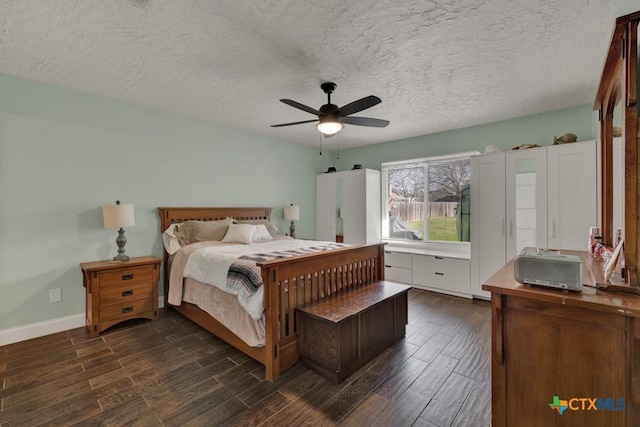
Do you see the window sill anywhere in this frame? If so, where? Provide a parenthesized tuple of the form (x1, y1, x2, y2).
(383, 239, 470, 260)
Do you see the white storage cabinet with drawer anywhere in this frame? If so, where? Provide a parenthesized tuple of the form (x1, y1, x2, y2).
(384, 250, 412, 284)
(384, 249, 471, 298)
(412, 254, 471, 298)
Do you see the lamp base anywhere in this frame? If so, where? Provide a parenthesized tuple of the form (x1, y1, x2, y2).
(289, 220, 296, 239)
(114, 228, 130, 262)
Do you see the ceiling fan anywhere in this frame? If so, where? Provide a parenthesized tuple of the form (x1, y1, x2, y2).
(271, 82, 389, 137)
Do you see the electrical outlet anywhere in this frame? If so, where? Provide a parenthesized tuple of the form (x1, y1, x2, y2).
(49, 288, 62, 303)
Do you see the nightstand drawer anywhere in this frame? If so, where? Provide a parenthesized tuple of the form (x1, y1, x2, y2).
(100, 282, 154, 305)
(99, 266, 154, 287)
(100, 298, 155, 322)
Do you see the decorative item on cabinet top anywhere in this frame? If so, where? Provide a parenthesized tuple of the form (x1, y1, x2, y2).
(511, 144, 541, 150)
(484, 145, 500, 154)
(553, 132, 577, 145)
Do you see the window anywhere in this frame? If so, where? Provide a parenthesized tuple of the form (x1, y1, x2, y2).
(382, 152, 476, 245)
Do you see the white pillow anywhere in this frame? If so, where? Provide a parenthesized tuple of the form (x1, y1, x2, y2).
(162, 223, 182, 255)
(222, 224, 256, 244)
(252, 224, 273, 242)
(235, 219, 279, 237)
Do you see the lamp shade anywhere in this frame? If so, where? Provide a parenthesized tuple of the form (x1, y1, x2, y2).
(284, 205, 300, 221)
(102, 203, 135, 229)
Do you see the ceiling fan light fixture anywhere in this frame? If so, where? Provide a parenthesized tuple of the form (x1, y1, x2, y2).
(316, 117, 343, 135)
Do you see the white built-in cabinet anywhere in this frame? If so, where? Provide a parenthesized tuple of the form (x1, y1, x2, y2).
(470, 152, 507, 300)
(470, 140, 598, 298)
(412, 254, 471, 297)
(384, 251, 413, 284)
(384, 249, 471, 298)
(316, 168, 381, 244)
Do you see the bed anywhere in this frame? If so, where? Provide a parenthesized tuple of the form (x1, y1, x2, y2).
(158, 206, 386, 380)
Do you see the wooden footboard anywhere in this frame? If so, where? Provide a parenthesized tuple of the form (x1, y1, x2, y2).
(259, 243, 385, 380)
(157, 207, 385, 381)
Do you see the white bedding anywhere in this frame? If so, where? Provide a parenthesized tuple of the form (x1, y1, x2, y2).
(169, 238, 347, 320)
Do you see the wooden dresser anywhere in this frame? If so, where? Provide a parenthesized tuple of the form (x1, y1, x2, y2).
(483, 250, 640, 426)
(80, 256, 161, 337)
(296, 280, 410, 383)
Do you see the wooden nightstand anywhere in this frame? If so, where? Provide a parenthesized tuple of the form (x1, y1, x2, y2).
(80, 256, 161, 337)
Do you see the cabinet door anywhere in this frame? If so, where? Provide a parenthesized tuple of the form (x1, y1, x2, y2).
(470, 152, 506, 299)
(343, 171, 366, 244)
(364, 169, 381, 244)
(547, 141, 597, 250)
(316, 174, 337, 241)
(413, 254, 470, 296)
(505, 148, 548, 258)
(384, 251, 412, 284)
(502, 297, 626, 426)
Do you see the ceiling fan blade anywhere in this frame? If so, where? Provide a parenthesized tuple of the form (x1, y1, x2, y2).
(271, 119, 318, 128)
(341, 116, 389, 127)
(338, 95, 382, 117)
(280, 99, 321, 116)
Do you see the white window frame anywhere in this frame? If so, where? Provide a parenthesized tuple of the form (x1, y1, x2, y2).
(381, 151, 479, 254)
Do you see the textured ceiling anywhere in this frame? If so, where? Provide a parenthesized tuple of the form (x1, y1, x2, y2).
(0, 0, 615, 150)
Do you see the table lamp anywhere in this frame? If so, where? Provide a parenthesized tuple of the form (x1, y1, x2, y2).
(102, 200, 135, 261)
(284, 203, 300, 239)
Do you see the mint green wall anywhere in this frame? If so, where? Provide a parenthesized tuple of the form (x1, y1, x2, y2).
(329, 105, 596, 171)
(0, 73, 324, 330)
(616, 0, 638, 17)
(0, 73, 602, 333)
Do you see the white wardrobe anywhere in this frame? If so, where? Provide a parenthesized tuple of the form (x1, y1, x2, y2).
(316, 168, 381, 244)
(470, 140, 598, 298)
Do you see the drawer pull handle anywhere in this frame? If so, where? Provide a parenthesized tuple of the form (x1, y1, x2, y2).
(122, 306, 134, 313)
(122, 274, 134, 280)
(435, 256, 444, 260)
(385, 265, 392, 268)
(435, 272, 444, 276)
(122, 290, 134, 297)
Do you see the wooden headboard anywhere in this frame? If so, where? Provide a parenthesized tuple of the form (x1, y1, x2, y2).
(158, 206, 272, 236)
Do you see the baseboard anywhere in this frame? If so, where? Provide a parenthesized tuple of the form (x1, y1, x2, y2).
(0, 313, 86, 346)
(0, 297, 166, 347)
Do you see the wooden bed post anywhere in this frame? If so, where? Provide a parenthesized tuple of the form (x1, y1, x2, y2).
(378, 244, 386, 280)
(261, 264, 281, 381)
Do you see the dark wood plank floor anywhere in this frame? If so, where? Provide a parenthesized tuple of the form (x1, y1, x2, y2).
(0, 289, 491, 426)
